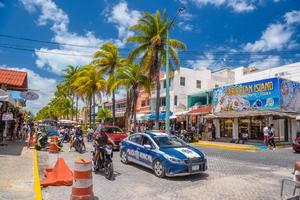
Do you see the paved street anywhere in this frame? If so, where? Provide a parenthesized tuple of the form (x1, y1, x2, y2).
(0, 142, 34, 200)
(39, 141, 299, 200)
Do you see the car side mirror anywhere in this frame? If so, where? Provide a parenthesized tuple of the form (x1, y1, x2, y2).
(144, 144, 152, 149)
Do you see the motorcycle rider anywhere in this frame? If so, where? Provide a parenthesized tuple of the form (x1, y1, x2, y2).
(69, 125, 86, 152)
(92, 125, 115, 166)
(87, 126, 94, 141)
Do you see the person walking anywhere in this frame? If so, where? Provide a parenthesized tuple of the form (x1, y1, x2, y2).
(263, 124, 269, 146)
(268, 124, 276, 150)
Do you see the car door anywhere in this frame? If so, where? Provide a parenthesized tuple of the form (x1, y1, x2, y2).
(138, 135, 155, 167)
(126, 134, 143, 163)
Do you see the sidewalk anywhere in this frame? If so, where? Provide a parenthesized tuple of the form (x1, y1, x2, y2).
(192, 140, 262, 151)
(0, 141, 35, 200)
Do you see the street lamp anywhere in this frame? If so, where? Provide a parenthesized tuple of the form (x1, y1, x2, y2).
(165, 7, 185, 134)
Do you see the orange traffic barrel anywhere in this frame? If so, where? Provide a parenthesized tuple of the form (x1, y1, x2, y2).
(48, 136, 59, 153)
(71, 159, 93, 200)
(295, 161, 300, 182)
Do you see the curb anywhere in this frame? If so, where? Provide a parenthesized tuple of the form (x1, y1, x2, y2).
(192, 142, 261, 151)
(33, 149, 42, 200)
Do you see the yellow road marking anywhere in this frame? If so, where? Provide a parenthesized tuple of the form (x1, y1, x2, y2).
(33, 149, 42, 200)
(193, 141, 261, 152)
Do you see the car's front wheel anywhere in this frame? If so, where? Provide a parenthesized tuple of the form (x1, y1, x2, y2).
(120, 150, 129, 164)
(153, 159, 165, 178)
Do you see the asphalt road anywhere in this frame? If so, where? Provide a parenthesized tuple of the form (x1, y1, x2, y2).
(39, 141, 299, 200)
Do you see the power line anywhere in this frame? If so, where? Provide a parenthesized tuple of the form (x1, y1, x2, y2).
(1, 33, 300, 55)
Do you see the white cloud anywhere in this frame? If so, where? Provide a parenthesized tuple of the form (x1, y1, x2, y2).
(284, 10, 300, 25)
(107, 1, 141, 43)
(1, 65, 57, 114)
(189, 0, 256, 13)
(187, 52, 216, 69)
(244, 23, 293, 52)
(178, 22, 193, 31)
(248, 55, 281, 69)
(20, 0, 107, 74)
(244, 10, 300, 52)
(0, 2, 5, 8)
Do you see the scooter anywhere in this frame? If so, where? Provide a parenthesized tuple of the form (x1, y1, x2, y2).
(73, 135, 84, 153)
(35, 131, 48, 150)
(92, 145, 114, 180)
(87, 131, 93, 142)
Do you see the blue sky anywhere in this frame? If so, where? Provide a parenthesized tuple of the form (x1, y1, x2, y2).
(0, 0, 300, 113)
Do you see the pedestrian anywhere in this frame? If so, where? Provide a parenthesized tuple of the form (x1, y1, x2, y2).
(212, 123, 216, 140)
(263, 124, 269, 146)
(268, 124, 276, 150)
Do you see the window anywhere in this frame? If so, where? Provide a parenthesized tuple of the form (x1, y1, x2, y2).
(196, 80, 201, 88)
(129, 134, 142, 145)
(141, 100, 146, 107)
(163, 79, 171, 88)
(174, 95, 178, 106)
(215, 84, 219, 88)
(180, 77, 185, 86)
(142, 136, 154, 148)
(160, 97, 166, 106)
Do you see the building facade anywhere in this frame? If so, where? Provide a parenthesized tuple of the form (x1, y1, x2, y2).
(211, 77, 300, 142)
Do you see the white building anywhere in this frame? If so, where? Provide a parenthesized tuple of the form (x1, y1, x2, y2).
(234, 62, 300, 83)
(150, 67, 235, 114)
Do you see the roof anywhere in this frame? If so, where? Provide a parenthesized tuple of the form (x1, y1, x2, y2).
(188, 105, 212, 115)
(0, 69, 28, 91)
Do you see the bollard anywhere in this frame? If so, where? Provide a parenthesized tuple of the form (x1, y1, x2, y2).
(48, 136, 59, 153)
(70, 159, 93, 200)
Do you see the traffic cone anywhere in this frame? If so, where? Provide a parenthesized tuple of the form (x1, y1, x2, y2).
(70, 159, 93, 200)
(48, 136, 59, 153)
(42, 158, 73, 186)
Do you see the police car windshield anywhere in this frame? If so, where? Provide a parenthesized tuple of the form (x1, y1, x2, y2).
(154, 136, 187, 148)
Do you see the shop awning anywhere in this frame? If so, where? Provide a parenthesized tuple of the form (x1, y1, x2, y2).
(188, 105, 212, 116)
(0, 69, 28, 91)
(174, 110, 189, 116)
(148, 111, 173, 120)
(0, 89, 16, 107)
(136, 113, 150, 121)
(205, 110, 298, 119)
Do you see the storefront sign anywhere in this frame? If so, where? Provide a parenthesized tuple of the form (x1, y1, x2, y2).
(2, 112, 13, 121)
(213, 78, 279, 112)
(279, 78, 300, 113)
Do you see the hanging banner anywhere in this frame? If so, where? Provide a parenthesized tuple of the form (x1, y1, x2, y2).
(20, 91, 39, 100)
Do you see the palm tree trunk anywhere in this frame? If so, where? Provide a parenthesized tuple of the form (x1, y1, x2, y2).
(76, 96, 79, 122)
(93, 93, 96, 128)
(133, 88, 138, 132)
(89, 97, 92, 128)
(112, 91, 116, 125)
(71, 93, 74, 121)
(154, 49, 161, 130)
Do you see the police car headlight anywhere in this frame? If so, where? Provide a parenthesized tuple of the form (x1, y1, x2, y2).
(165, 155, 185, 164)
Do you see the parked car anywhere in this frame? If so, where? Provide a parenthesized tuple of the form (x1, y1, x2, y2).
(120, 131, 207, 178)
(292, 131, 300, 153)
(95, 125, 128, 150)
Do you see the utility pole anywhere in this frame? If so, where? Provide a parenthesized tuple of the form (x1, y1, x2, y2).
(165, 7, 185, 134)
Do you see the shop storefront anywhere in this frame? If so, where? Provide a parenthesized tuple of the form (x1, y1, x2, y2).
(211, 77, 300, 142)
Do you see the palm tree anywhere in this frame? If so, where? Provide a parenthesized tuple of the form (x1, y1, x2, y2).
(92, 42, 125, 125)
(111, 62, 152, 131)
(72, 65, 106, 128)
(127, 10, 186, 127)
(62, 65, 81, 121)
(97, 108, 112, 123)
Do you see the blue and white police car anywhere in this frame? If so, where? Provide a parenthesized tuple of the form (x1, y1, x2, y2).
(120, 131, 207, 177)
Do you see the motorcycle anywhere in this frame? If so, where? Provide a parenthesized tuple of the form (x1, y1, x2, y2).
(35, 131, 48, 150)
(57, 133, 64, 148)
(74, 135, 84, 153)
(92, 145, 114, 180)
(87, 131, 93, 142)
